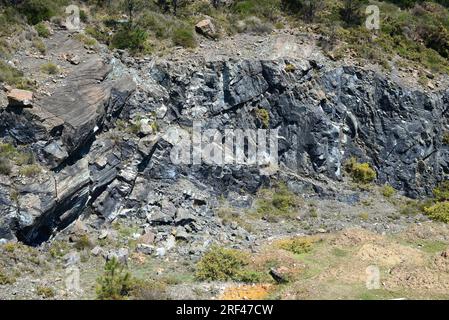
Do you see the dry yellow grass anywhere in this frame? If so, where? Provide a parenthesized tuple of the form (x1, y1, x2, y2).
(220, 284, 273, 300)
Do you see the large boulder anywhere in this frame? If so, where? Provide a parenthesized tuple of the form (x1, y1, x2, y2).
(6, 89, 33, 108)
(195, 19, 217, 39)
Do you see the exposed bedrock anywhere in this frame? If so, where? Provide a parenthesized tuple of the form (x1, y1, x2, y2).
(1, 56, 448, 245)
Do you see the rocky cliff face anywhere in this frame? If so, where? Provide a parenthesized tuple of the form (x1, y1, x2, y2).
(136, 58, 449, 197)
(1, 43, 448, 246)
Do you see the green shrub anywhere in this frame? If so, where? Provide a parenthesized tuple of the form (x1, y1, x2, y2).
(255, 108, 269, 128)
(382, 185, 396, 198)
(345, 157, 376, 184)
(196, 246, 253, 282)
(80, 9, 88, 23)
(285, 63, 296, 72)
(40, 62, 59, 74)
(96, 257, 133, 300)
(282, 0, 326, 22)
(281, 0, 302, 15)
(277, 237, 313, 254)
(433, 181, 449, 202)
(274, 21, 285, 29)
(35, 22, 50, 37)
(19, 0, 58, 25)
(111, 26, 148, 52)
(443, 132, 449, 145)
(128, 121, 142, 135)
(2, 242, 18, 253)
(0, 7, 22, 39)
(36, 285, 55, 298)
(424, 201, 449, 223)
(172, 27, 197, 48)
(138, 12, 173, 39)
(387, 0, 421, 8)
(236, 16, 273, 34)
(233, 0, 281, 21)
(339, 0, 369, 26)
(237, 270, 265, 283)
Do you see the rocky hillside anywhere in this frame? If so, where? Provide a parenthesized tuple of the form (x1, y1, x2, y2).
(1, 25, 448, 245)
(0, 0, 449, 300)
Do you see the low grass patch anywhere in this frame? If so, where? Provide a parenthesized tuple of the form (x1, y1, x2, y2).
(36, 285, 55, 298)
(0, 268, 16, 285)
(172, 26, 197, 48)
(18, 164, 41, 177)
(130, 279, 168, 300)
(74, 234, 94, 251)
(40, 62, 59, 74)
(74, 33, 97, 47)
(415, 239, 448, 254)
(433, 181, 449, 202)
(0, 158, 11, 176)
(49, 240, 70, 258)
(0, 61, 31, 88)
(35, 22, 50, 37)
(254, 183, 301, 222)
(217, 207, 254, 233)
(33, 38, 46, 54)
(0, 143, 36, 176)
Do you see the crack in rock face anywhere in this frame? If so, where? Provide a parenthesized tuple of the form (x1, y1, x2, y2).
(0, 55, 448, 245)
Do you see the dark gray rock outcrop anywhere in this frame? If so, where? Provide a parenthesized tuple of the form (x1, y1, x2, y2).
(1, 55, 448, 246)
(140, 59, 449, 198)
(0, 57, 135, 169)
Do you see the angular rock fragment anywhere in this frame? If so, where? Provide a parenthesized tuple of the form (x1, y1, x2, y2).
(7, 89, 33, 108)
(195, 19, 217, 39)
